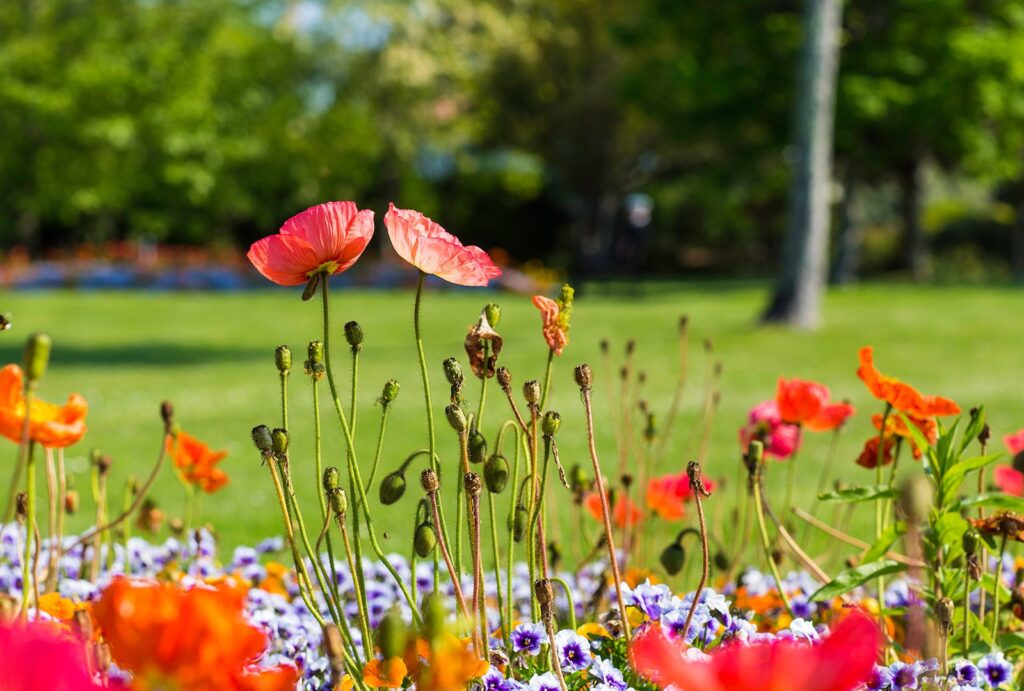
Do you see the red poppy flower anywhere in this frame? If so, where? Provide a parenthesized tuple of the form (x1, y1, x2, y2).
(1006, 430, 1024, 456)
(0, 620, 106, 691)
(631, 611, 880, 691)
(0, 364, 88, 448)
(856, 347, 959, 418)
(384, 204, 501, 286)
(93, 577, 297, 691)
(584, 491, 642, 528)
(167, 430, 229, 494)
(871, 413, 935, 459)
(247, 201, 374, 286)
(805, 402, 856, 432)
(856, 435, 897, 469)
(646, 471, 716, 521)
(995, 466, 1024, 496)
(776, 378, 830, 425)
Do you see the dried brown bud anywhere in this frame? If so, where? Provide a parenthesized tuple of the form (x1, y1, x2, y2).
(534, 577, 554, 606)
(523, 380, 541, 406)
(936, 597, 955, 635)
(496, 367, 512, 393)
(625, 339, 636, 356)
(574, 364, 593, 390)
(15, 493, 27, 521)
(160, 401, 175, 429)
(420, 468, 440, 494)
(97, 455, 113, 476)
(464, 472, 482, 497)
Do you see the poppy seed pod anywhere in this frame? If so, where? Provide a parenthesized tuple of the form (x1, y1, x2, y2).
(271, 428, 289, 456)
(484, 455, 509, 494)
(414, 521, 437, 557)
(464, 472, 482, 497)
(660, 542, 686, 576)
(523, 380, 541, 406)
(23, 332, 51, 384)
(376, 609, 408, 660)
(574, 364, 593, 390)
(484, 303, 501, 327)
(251, 425, 274, 454)
(534, 578, 554, 606)
(445, 404, 467, 433)
(420, 468, 440, 494)
(496, 367, 512, 393)
(379, 471, 407, 505)
(275, 345, 292, 374)
(328, 487, 348, 517)
(381, 379, 400, 406)
(323, 466, 340, 493)
(442, 357, 464, 389)
(541, 411, 561, 438)
(344, 321, 363, 351)
(468, 430, 487, 464)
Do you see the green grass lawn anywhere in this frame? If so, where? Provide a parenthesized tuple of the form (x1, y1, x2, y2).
(3, 282, 1023, 577)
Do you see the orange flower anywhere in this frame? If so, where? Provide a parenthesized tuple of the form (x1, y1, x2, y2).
(871, 412, 935, 459)
(804, 402, 856, 432)
(775, 378, 855, 430)
(363, 658, 408, 689)
(856, 347, 959, 418)
(411, 634, 487, 691)
(37, 592, 78, 621)
(0, 364, 87, 448)
(646, 471, 716, 521)
(584, 490, 642, 528)
(93, 577, 297, 691)
(855, 435, 896, 469)
(167, 430, 229, 494)
(531, 285, 573, 356)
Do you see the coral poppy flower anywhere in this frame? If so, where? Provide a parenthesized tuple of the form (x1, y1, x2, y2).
(383, 204, 501, 286)
(1006, 430, 1024, 456)
(856, 435, 896, 469)
(995, 466, 1024, 496)
(584, 491, 642, 528)
(167, 430, 229, 494)
(739, 401, 801, 460)
(776, 378, 830, 425)
(631, 611, 880, 691)
(93, 577, 297, 691)
(0, 620, 106, 691)
(646, 471, 716, 521)
(247, 201, 375, 286)
(805, 402, 856, 432)
(0, 364, 87, 448)
(856, 347, 959, 418)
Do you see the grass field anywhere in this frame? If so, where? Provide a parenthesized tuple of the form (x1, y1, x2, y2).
(3, 282, 1023, 576)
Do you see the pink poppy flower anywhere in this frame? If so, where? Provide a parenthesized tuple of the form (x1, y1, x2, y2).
(384, 204, 501, 286)
(739, 400, 801, 460)
(1006, 429, 1024, 456)
(995, 466, 1024, 496)
(0, 620, 107, 691)
(247, 202, 375, 286)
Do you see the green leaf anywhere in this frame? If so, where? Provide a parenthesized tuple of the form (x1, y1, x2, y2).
(941, 454, 1002, 498)
(817, 485, 898, 503)
(810, 560, 906, 601)
(861, 521, 906, 563)
(997, 631, 1024, 651)
(959, 406, 986, 455)
(954, 493, 1024, 514)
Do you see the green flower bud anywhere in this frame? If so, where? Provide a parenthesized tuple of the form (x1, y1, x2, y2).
(271, 428, 289, 455)
(251, 425, 274, 454)
(644, 413, 657, 442)
(963, 528, 981, 557)
(376, 608, 408, 660)
(714, 551, 731, 572)
(523, 380, 541, 406)
(511, 504, 528, 543)
(344, 321, 363, 351)
(442, 357, 464, 389)
(898, 474, 933, 523)
(275, 345, 292, 374)
(323, 467, 340, 493)
(328, 487, 348, 516)
(468, 430, 487, 464)
(23, 332, 51, 384)
(569, 464, 588, 495)
(380, 379, 400, 406)
(379, 471, 407, 505)
(660, 542, 685, 576)
(541, 411, 561, 438)
(422, 593, 447, 642)
(483, 455, 509, 494)
(484, 303, 501, 327)
(445, 404, 467, 433)
(414, 521, 437, 557)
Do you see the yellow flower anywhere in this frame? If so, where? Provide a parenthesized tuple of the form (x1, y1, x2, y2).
(576, 622, 610, 640)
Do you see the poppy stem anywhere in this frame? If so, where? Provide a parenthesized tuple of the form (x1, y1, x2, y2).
(20, 440, 36, 618)
(874, 403, 892, 633)
(505, 424, 521, 647)
(43, 447, 58, 585)
(363, 402, 391, 492)
(424, 482, 472, 622)
(963, 560, 971, 655)
(486, 490, 508, 651)
(752, 459, 794, 617)
(539, 349, 554, 411)
(550, 576, 577, 630)
(993, 532, 1008, 640)
(47, 449, 67, 593)
(332, 511, 371, 662)
(477, 341, 490, 427)
(680, 461, 712, 642)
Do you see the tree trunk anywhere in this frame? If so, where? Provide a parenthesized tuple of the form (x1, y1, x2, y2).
(829, 168, 860, 285)
(898, 161, 927, 279)
(763, 0, 843, 328)
(1012, 201, 1024, 283)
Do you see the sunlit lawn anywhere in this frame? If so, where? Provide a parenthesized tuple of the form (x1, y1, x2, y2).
(3, 282, 1023, 578)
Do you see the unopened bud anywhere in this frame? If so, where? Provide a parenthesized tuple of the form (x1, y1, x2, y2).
(898, 474, 933, 523)
(301, 273, 320, 301)
(271, 428, 289, 456)
(496, 367, 512, 393)
(64, 490, 80, 515)
(344, 321, 363, 351)
(936, 597, 954, 635)
(420, 469, 439, 494)
(445, 404, 467, 433)
(574, 364, 593, 390)
(534, 578, 554, 606)
(379, 471, 407, 505)
(251, 425, 273, 454)
(22, 332, 51, 383)
(422, 593, 447, 642)
(599, 339, 609, 355)
(625, 339, 636, 356)
(376, 609, 408, 660)
(15, 493, 28, 521)
(305, 341, 325, 379)
(414, 521, 437, 557)
(468, 430, 487, 464)
(541, 411, 561, 437)
(442, 357, 464, 389)
(275, 345, 292, 374)
(714, 551, 730, 572)
(511, 504, 528, 542)
(569, 465, 588, 495)
(160, 401, 175, 428)
(381, 379, 400, 406)
(464, 472, 482, 497)
(484, 455, 509, 494)
(328, 488, 348, 517)
(660, 542, 685, 576)
(96, 455, 112, 476)
(964, 528, 980, 556)
(484, 303, 501, 327)
(523, 380, 541, 406)
(323, 467, 340, 493)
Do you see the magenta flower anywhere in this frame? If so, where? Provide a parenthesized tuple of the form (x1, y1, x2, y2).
(739, 400, 802, 460)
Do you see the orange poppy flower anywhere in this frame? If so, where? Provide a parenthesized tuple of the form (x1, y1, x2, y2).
(855, 435, 896, 469)
(363, 658, 408, 689)
(871, 413, 935, 459)
(93, 577, 297, 691)
(646, 471, 716, 521)
(856, 347, 959, 418)
(775, 378, 855, 431)
(804, 402, 856, 432)
(532, 287, 573, 356)
(411, 634, 488, 691)
(584, 490, 642, 528)
(0, 364, 87, 448)
(167, 431, 229, 494)
(37, 592, 78, 621)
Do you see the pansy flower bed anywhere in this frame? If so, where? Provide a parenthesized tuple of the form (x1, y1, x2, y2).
(2, 200, 1024, 691)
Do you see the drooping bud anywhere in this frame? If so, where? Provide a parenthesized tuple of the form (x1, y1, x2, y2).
(15, 493, 27, 522)
(414, 521, 437, 557)
(251, 425, 274, 454)
(271, 428, 289, 456)
(569, 464, 588, 496)
(484, 303, 501, 327)
(376, 608, 408, 660)
(714, 551, 731, 572)
(160, 401, 175, 429)
(936, 597, 955, 635)
(660, 542, 685, 576)
(322, 467, 340, 493)
(523, 380, 541, 406)
(344, 321, 363, 351)
(328, 488, 348, 517)
(496, 367, 512, 394)
(301, 273, 321, 301)
(420, 468, 440, 494)
(511, 504, 528, 542)
(541, 411, 561, 438)
(468, 430, 487, 464)
(22, 332, 51, 384)
(442, 357, 464, 390)
(484, 455, 509, 494)
(445, 404, 467, 433)
(379, 471, 407, 505)
(275, 345, 292, 374)
(574, 364, 593, 391)
(380, 379, 400, 407)
(464, 472, 482, 497)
